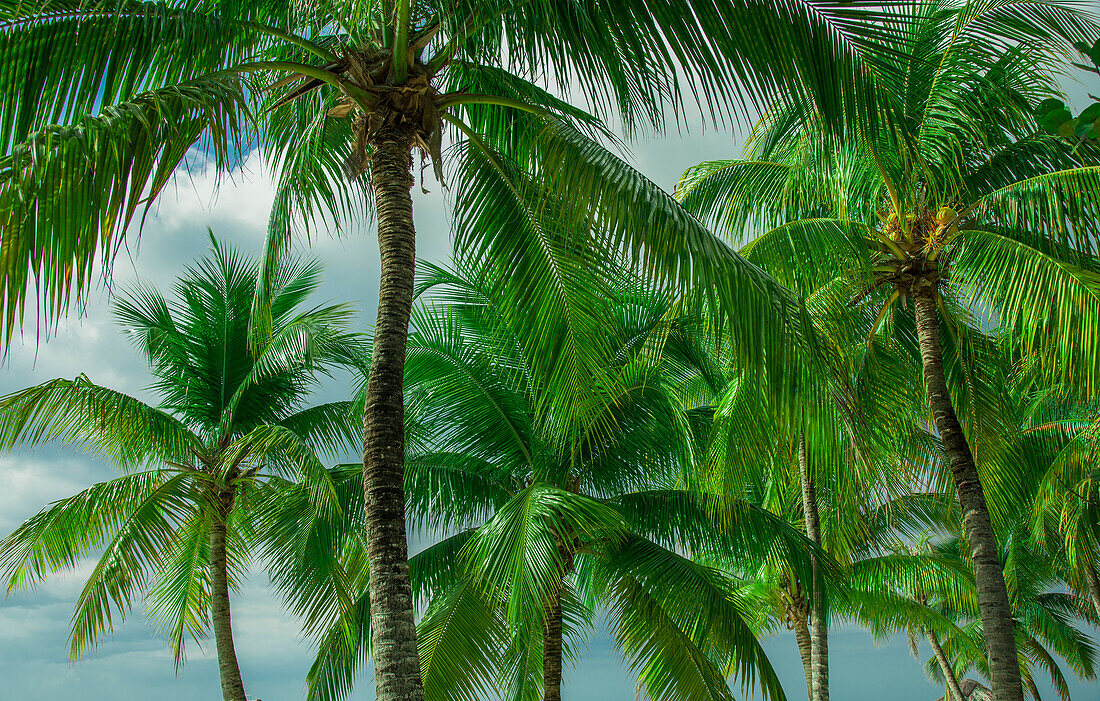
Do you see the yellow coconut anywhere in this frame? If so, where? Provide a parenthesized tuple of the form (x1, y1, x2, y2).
(935, 205, 958, 226)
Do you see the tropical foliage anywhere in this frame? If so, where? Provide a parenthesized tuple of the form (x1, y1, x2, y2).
(0, 3, 901, 694)
(676, 2, 1100, 698)
(1034, 37, 1100, 140)
(289, 255, 828, 701)
(1, 1, 1100, 701)
(0, 238, 367, 701)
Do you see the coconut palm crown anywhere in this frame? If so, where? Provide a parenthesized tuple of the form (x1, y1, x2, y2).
(675, 4, 1100, 700)
(0, 236, 367, 701)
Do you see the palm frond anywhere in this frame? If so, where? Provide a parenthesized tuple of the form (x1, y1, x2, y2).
(0, 76, 250, 343)
(462, 484, 626, 630)
(602, 535, 782, 701)
(952, 226, 1100, 397)
(418, 577, 508, 701)
(0, 375, 200, 466)
(144, 509, 212, 668)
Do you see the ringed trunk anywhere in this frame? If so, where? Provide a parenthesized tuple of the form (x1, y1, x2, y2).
(792, 609, 813, 699)
(209, 488, 247, 701)
(544, 536, 578, 701)
(926, 627, 965, 701)
(544, 588, 565, 701)
(544, 537, 577, 701)
(799, 432, 829, 701)
(912, 290, 1022, 701)
(361, 126, 425, 701)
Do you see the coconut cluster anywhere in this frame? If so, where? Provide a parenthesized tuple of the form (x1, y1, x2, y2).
(873, 205, 959, 293)
(880, 205, 957, 255)
(276, 45, 446, 182)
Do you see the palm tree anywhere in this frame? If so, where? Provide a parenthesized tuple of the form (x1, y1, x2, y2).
(829, 334, 1100, 701)
(676, 4, 1100, 698)
(280, 254, 823, 701)
(704, 369, 950, 701)
(0, 237, 367, 701)
(697, 213, 950, 701)
(0, 4, 903, 696)
(1009, 377, 1100, 621)
(883, 534, 1100, 701)
(834, 333, 1100, 701)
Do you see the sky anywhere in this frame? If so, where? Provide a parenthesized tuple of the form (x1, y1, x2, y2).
(2, 69, 1099, 701)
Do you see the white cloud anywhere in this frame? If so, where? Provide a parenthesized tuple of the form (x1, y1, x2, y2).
(0, 454, 116, 533)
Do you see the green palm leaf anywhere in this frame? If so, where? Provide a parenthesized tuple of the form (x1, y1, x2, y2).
(0, 375, 200, 466)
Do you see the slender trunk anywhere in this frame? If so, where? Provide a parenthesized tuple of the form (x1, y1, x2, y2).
(792, 611, 813, 699)
(783, 576, 812, 698)
(799, 432, 829, 701)
(1082, 559, 1100, 621)
(544, 537, 576, 701)
(912, 290, 1022, 701)
(926, 627, 965, 701)
(210, 489, 246, 701)
(544, 588, 564, 701)
(362, 126, 425, 701)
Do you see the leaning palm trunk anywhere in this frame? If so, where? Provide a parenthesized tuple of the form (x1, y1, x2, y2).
(544, 588, 565, 701)
(209, 488, 247, 701)
(926, 627, 965, 701)
(361, 126, 426, 701)
(912, 291, 1022, 701)
(799, 432, 828, 701)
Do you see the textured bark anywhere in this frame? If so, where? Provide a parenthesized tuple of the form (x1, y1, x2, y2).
(210, 489, 247, 701)
(1082, 560, 1100, 620)
(961, 679, 994, 701)
(926, 628, 965, 701)
(783, 575, 812, 699)
(799, 432, 829, 701)
(544, 588, 564, 701)
(912, 291, 1022, 701)
(792, 611, 813, 699)
(362, 127, 425, 701)
(544, 536, 576, 701)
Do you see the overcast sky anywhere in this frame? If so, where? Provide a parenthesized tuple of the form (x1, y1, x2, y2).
(2, 67, 1099, 701)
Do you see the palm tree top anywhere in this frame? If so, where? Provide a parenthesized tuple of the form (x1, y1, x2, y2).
(0, 236, 367, 679)
(116, 235, 362, 441)
(0, 234, 368, 469)
(0, 0, 924, 350)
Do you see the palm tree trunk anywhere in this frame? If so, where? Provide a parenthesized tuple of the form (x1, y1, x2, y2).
(544, 588, 565, 701)
(210, 490, 247, 701)
(912, 290, 1022, 701)
(361, 126, 425, 701)
(926, 627, 965, 701)
(783, 576, 812, 698)
(792, 612, 813, 699)
(544, 537, 577, 701)
(799, 431, 829, 701)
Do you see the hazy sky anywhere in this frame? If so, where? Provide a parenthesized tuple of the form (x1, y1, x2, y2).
(2, 67, 1099, 701)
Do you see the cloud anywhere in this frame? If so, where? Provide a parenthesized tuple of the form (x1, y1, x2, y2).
(111, 149, 278, 284)
(0, 454, 116, 533)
